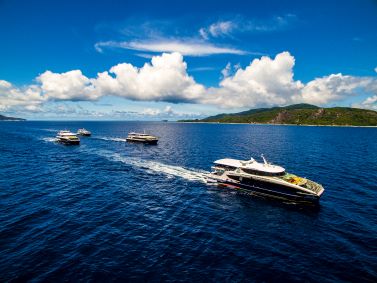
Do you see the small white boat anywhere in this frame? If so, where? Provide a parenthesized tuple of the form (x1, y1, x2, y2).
(56, 130, 80, 145)
(77, 128, 91, 136)
(126, 132, 158, 144)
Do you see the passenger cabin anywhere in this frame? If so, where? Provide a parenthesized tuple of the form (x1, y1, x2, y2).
(213, 158, 286, 177)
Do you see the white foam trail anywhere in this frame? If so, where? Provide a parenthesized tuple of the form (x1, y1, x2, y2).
(94, 149, 208, 183)
(41, 137, 57, 142)
(96, 136, 128, 142)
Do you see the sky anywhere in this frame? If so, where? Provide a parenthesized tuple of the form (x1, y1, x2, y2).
(0, 0, 376, 120)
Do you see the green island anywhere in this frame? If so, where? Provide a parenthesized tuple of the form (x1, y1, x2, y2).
(179, 104, 377, 126)
(0, 114, 26, 121)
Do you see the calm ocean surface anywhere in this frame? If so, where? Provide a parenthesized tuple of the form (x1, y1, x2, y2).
(0, 121, 376, 282)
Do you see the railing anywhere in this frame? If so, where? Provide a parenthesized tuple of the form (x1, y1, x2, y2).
(304, 180, 323, 194)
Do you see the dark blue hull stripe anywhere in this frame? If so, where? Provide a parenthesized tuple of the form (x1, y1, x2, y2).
(219, 179, 319, 202)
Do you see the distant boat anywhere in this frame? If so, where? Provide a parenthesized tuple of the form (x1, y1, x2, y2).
(126, 132, 158, 144)
(77, 128, 91, 136)
(56, 130, 80, 145)
(207, 155, 324, 204)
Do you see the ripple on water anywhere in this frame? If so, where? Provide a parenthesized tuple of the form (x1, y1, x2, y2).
(0, 121, 376, 282)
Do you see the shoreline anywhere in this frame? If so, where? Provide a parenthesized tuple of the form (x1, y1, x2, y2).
(2, 120, 376, 127)
(176, 121, 377, 128)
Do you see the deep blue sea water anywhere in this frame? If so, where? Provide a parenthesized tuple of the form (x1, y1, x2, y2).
(0, 121, 376, 282)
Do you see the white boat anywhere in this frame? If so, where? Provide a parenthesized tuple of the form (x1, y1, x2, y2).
(207, 155, 324, 203)
(126, 132, 158, 144)
(56, 130, 80, 145)
(77, 128, 91, 136)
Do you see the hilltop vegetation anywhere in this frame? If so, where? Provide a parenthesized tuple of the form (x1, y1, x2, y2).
(180, 104, 377, 126)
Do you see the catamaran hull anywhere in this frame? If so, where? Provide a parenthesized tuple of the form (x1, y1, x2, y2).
(126, 138, 158, 144)
(208, 176, 321, 204)
(57, 139, 80, 145)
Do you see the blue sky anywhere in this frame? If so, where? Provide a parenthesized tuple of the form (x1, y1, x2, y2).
(0, 0, 376, 120)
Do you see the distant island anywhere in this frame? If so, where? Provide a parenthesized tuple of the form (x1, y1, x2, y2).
(0, 114, 26, 121)
(179, 104, 377, 126)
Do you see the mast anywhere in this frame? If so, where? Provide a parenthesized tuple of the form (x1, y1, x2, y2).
(261, 154, 268, 165)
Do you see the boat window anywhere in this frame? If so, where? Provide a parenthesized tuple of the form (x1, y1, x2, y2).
(215, 165, 237, 170)
(242, 168, 285, 177)
(228, 175, 240, 181)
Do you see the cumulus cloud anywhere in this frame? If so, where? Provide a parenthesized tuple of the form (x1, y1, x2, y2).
(352, 95, 377, 111)
(204, 52, 304, 107)
(0, 80, 45, 111)
(1, 53, 208, 111)
(93, 52, 206, 102)
(205, 53, 377, 108)
(94, 40, 245, 56)
(300, 74, 376, 105)
(37, 70, 99, 101)
(1, 52, 377, 114)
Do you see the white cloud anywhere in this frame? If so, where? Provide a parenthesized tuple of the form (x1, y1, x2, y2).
(200, 21, 236, 39)
(199, 28, 208, 40)
(118, 105, 201, 120)
(189, 67, 216, 72)
(94, 40, 245, 56)
(141, 107, 162, 116)
(204, 52, 377, 108)
(300, 74, 375, 105)
(141, 106, 175, 116)
(0, 80, 45, 111)
(363, 96, 377, 105)
(243, 14, 297, 32)
(0, 53, 207, 112)
(93, 52, 206, 102)
(220, 62, 241, 79)
(375, 67, 377, 73)
(0, 80, 12, 88)
(353, 95, 377, 111)
(203, 52, 304, 108)
(199, 14, 297, 40)
(37, 70, 99, 101)
(1, 52, 377, 115)
(221, 63, 232, 78)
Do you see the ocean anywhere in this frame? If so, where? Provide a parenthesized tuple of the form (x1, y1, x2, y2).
(0, 121, 376, 282)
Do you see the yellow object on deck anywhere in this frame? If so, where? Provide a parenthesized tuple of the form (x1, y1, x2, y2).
(283, 174, 307, 186)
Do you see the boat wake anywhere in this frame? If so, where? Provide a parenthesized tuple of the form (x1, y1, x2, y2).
(41, 137, 57, 142)
(92, 149, 208, 183)
(95, 136, 128, 142)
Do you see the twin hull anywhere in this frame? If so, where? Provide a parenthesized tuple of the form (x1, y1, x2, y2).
(57, 138, 80, 145)
(208, 174, 322, 203)
(126, 137, 158, 144)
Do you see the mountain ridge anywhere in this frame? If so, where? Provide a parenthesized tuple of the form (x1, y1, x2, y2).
(180, 104, 377, 126)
